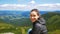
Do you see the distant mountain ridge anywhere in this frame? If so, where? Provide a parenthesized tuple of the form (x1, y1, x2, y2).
(0, 10, 49, 18)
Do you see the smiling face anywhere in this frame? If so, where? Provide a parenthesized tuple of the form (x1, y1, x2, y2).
(30, 11, 39, 23)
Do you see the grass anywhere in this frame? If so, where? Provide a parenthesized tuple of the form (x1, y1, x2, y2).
(48, 30, 60, 34)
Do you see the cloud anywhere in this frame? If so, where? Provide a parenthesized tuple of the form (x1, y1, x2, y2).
(35, 3, 60, 11)
(0, 4, 27, 10)
(29, 0, 36, 4)
(0, 3, 60, 11)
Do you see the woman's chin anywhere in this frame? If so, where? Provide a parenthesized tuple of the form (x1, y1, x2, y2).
(32, 21, 35, 23)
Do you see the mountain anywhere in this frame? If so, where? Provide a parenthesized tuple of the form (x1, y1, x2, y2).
(42, 11, 60, 20)
(0, 10, 60, 27)
(41, 12, 60, 32)
(0, 10, 48, 17)
(0, 10, 48, 26)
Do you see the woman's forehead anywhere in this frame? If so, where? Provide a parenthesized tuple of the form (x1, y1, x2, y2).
(31, 11, 37, 14)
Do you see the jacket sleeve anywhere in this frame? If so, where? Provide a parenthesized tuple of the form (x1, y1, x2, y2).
(32, 23, 42, 34)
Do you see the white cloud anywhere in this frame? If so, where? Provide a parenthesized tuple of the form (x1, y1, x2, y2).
(0, 3, 60, 11)
(29, 0, 36, 4)
(0, 4, 27, 10)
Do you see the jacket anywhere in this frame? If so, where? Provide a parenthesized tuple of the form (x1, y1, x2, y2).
(29, 17, 48, 34)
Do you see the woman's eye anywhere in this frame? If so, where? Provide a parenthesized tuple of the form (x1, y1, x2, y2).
(33, 15, 36, 17)
(30, 14, 36, 17)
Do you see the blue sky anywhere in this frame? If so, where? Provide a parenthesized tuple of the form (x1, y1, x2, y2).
(0, 0, 60, 4)
(0, 0, 60, 11)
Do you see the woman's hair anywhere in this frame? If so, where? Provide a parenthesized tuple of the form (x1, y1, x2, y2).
(30, 9, 40, 16)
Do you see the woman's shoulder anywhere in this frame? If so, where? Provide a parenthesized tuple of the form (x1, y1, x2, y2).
(38, 17, 46, 25)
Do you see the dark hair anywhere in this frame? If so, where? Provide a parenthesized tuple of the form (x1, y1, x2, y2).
(30, 9, 40, 16)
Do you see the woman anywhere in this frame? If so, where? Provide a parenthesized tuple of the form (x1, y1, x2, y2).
(29, 9, 48, 34)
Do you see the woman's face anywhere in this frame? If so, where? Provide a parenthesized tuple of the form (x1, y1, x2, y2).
(30, 11, 39, 23)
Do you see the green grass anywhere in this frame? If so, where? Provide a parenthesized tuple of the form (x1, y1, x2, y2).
(0, 25, 60, 34)
(48, 30, 60, 34)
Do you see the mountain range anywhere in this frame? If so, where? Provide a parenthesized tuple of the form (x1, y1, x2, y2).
(0, 10, 60, 26)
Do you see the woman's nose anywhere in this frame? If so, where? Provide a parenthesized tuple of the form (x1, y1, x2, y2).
(31, 17, 34, 19)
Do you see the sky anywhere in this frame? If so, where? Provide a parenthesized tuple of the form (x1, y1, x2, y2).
(0, 0, 60, 11)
